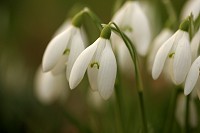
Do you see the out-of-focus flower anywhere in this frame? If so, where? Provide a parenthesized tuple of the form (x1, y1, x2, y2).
(148, 28, 173, 73)
(111, 33, 134, 76)
(34, 67, 69, 105)
(181, 0, 200, 20)
(152, 29, 191, 85)
(69, 26, 117, 100)
(112, 1, 151, 56)
(176, 94, 198, 128)
(42, 25, 85, 78)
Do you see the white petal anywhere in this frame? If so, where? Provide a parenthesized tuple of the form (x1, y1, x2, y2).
(87, 38, 106, 91)
(66, 29, 85, 81)
(98, 41, 117, 100)
(87, 67, 99, 91)
(184, 56, 200, 95)
(148, 28, 173, 73)
(152, 33, 175, 80)
(51, 55, 68, 75)
(42, 26, 73, 72)
(191, 28, 200, 61)
(69, 39, 99, 89)
(174, 32, 191, 85)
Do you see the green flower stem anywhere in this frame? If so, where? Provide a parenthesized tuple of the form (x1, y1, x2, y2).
(194, 13, 200, 32)
(83, 7, 103, 31)
(61, 108, 92, 133)
(163, 87, 181, 133)
(185, 94, 191, 133)
(110, 22, 148, 133)
(115, 67, 126, 133)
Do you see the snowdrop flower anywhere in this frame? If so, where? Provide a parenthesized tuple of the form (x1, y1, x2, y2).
(181, 0, 200, 20)
(69, 25, 117, 100)
(191, 28, 200, 61)
(184, 56, 200, 96)
(152, 29, 191, 85)
(34, 67, 69, 105)
(176, 94, 198, 128)
(112, 1, 151, 56)
(148, 28, 173, 73)
(42, 11, 85, 79)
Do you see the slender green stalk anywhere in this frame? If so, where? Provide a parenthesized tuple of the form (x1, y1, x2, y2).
(110, 22, 148, 133)
(61, 108, 92, 133)
(163, 87, 181, 133)
(185, 94, 190, 133)
(115, 69, 126, 133)
(84, 7, 103, 31)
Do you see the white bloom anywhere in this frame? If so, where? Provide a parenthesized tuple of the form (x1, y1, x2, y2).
(176, 94, 198, 128)
(184, 56, 200, 96)
(42, 25, 85, 79)
(69, 38, 117, 100)
(152, 30, 191, 85)
(112, 1, 151, 56)
(181, 0, 200, 20)
(148, 28, 173, 73)
(34, 67, 69, 104)
(191, 28, 200, 61)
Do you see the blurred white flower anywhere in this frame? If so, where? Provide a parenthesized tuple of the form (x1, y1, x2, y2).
(112, 1, 151, 56)
(176, 94, 198, 128)
(34, 67, 69, 105)
(111, 33, 134, 76)
(152, 30, 191, 85)
(42, 25, 85, 79)
(69, 38, 117, 100)
(191, 28, 200, 61)
(148, 28, 173, 73)
(181, 0, 200, 20)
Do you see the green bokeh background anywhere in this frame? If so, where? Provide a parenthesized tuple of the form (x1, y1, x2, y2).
(1, 0, 199, 133)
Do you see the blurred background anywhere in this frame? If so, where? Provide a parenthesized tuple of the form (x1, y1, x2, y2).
(0, 0, 199, 133)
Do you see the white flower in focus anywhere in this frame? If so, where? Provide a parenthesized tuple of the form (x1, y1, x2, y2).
(69, 37, 117, 100)
(176, 94, 198, 128)
(181, 0, 200, 20)
(148, 28, 173, 73)
(184, 56, 200, 96)
(152, 29, 191, 85)
(42, 25, 85, 79)
(191, 28, 200, 61)
(34, 67, 69, 105)
(112, 1, 151, 56)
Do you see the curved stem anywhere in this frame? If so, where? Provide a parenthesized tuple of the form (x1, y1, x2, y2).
(84, 7, 103, 31)
(110, 22, 148, 133)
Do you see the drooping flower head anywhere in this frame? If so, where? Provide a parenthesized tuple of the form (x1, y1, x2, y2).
(112, 1, 151, 56)
(152, 19, 192, 85)
(42, 11, 86, 80)
(69, 25, 117, 100)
